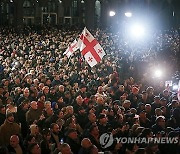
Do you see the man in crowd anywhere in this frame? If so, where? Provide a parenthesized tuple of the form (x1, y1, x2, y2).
(26, 101, 42, 125)
(7, 135, 24, 154)
(0, 26, 179, 154)
(0, 112, 21, 146)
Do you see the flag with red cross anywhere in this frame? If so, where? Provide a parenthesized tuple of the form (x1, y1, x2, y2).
(78, 27, 106, 67)
(63, 39, 79, 58)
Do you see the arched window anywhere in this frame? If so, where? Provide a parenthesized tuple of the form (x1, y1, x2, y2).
(23, 0, 34, 16)
(0, 1, 14, 25)
(47, 0, 56, 12)
(72, 0, 78, 16)
(23, 0, 31, 7)
(0, 1, 13, 14)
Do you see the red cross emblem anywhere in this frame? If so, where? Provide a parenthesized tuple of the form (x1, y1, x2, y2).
(69, 42, 77, 52)
(80, 34, 101, 62)
(88, 57, 93, 62)
(98, 49, 103, 54)
(85, 33, 89, 37)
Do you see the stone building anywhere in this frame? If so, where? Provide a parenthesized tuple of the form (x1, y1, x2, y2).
(0, 0, 179, 29)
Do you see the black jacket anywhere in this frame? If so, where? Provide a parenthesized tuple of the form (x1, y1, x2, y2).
(65, 137, 81, 154)
(0, 113, 5, 126)
(151, 124, 165, 134)
(40, 140, 51, 154)
(17, 107, 28, 138)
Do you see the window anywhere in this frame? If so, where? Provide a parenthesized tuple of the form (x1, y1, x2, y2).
(0, 1, 14, 25)
(72, 0, 78, 16)
(47, 0, 56, 12)
(23, 0, 34, 16)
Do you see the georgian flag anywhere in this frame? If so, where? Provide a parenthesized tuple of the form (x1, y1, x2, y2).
(78, 27, 106, 67)
(63, 39, 79, 58)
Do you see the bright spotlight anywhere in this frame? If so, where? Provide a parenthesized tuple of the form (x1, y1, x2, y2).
(130, 24, 145, 38)
(154, 69, 162, 78)
(125, 12, 132, 17)
(109, 11, 116, 17)
(172, 85, 178, 91)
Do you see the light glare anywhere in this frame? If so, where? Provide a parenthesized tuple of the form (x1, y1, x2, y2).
(130, 24, 145, 38)
(125, 12, 132, 17)
(109, 11, 116, 17)
(172, 85, 178, 91)
(154, 69, 162, 78)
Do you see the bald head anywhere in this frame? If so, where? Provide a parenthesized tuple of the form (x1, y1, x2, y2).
(81, 138, 92, 148)
(59, 85, 64, 92)
(10, 135, 19, 148)
(60, 143, 72, 154)
(30, 101, 38, 110)
(23, 88, 30, 97)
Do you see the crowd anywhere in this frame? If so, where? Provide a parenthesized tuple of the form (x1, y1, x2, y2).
(0, 26, 179, 154)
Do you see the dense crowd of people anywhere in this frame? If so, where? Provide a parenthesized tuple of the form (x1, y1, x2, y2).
(0, 26, 179, 154)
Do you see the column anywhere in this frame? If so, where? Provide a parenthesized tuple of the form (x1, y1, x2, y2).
(85, 0, 96, 29)
(57, 1, 64, 25)
(14, 0, 23, 27)
(99, 0, 108, 28)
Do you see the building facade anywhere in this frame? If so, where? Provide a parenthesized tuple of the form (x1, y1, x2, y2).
(0, 0, 179, 29)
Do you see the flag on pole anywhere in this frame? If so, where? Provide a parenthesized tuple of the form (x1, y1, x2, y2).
(78, 27, 106, 67)
(63, 39, 79, 58)
(178, 80, 180, 101)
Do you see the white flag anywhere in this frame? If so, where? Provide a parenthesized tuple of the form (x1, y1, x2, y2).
(78, 27, 106, 67)
(63, 39, 79, 58)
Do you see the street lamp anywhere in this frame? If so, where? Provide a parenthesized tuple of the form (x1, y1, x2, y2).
(130, 23, 145, 38)
(125, 12, 132, 17)
(154, 69, 163, 78)
(109, 11, 116, 17)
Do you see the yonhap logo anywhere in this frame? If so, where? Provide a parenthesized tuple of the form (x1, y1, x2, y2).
(99, 133, 179, 148)
(99, 133, 113, 148)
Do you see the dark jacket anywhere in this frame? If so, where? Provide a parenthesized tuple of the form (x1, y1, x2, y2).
(88, 134, 101, 150)
(40, 140, 51, 154)
(17, 107, 28, 138)
(0, 112, 5, 126)
(44, 114, 58, 128)
(7, 144, 25, 154)
(65, 137, 81, 154)
(151, 124, 165, 135)
(0, 120, 21, 146)
(26, 108, 42, 125)
(167, 116, 180, 129)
